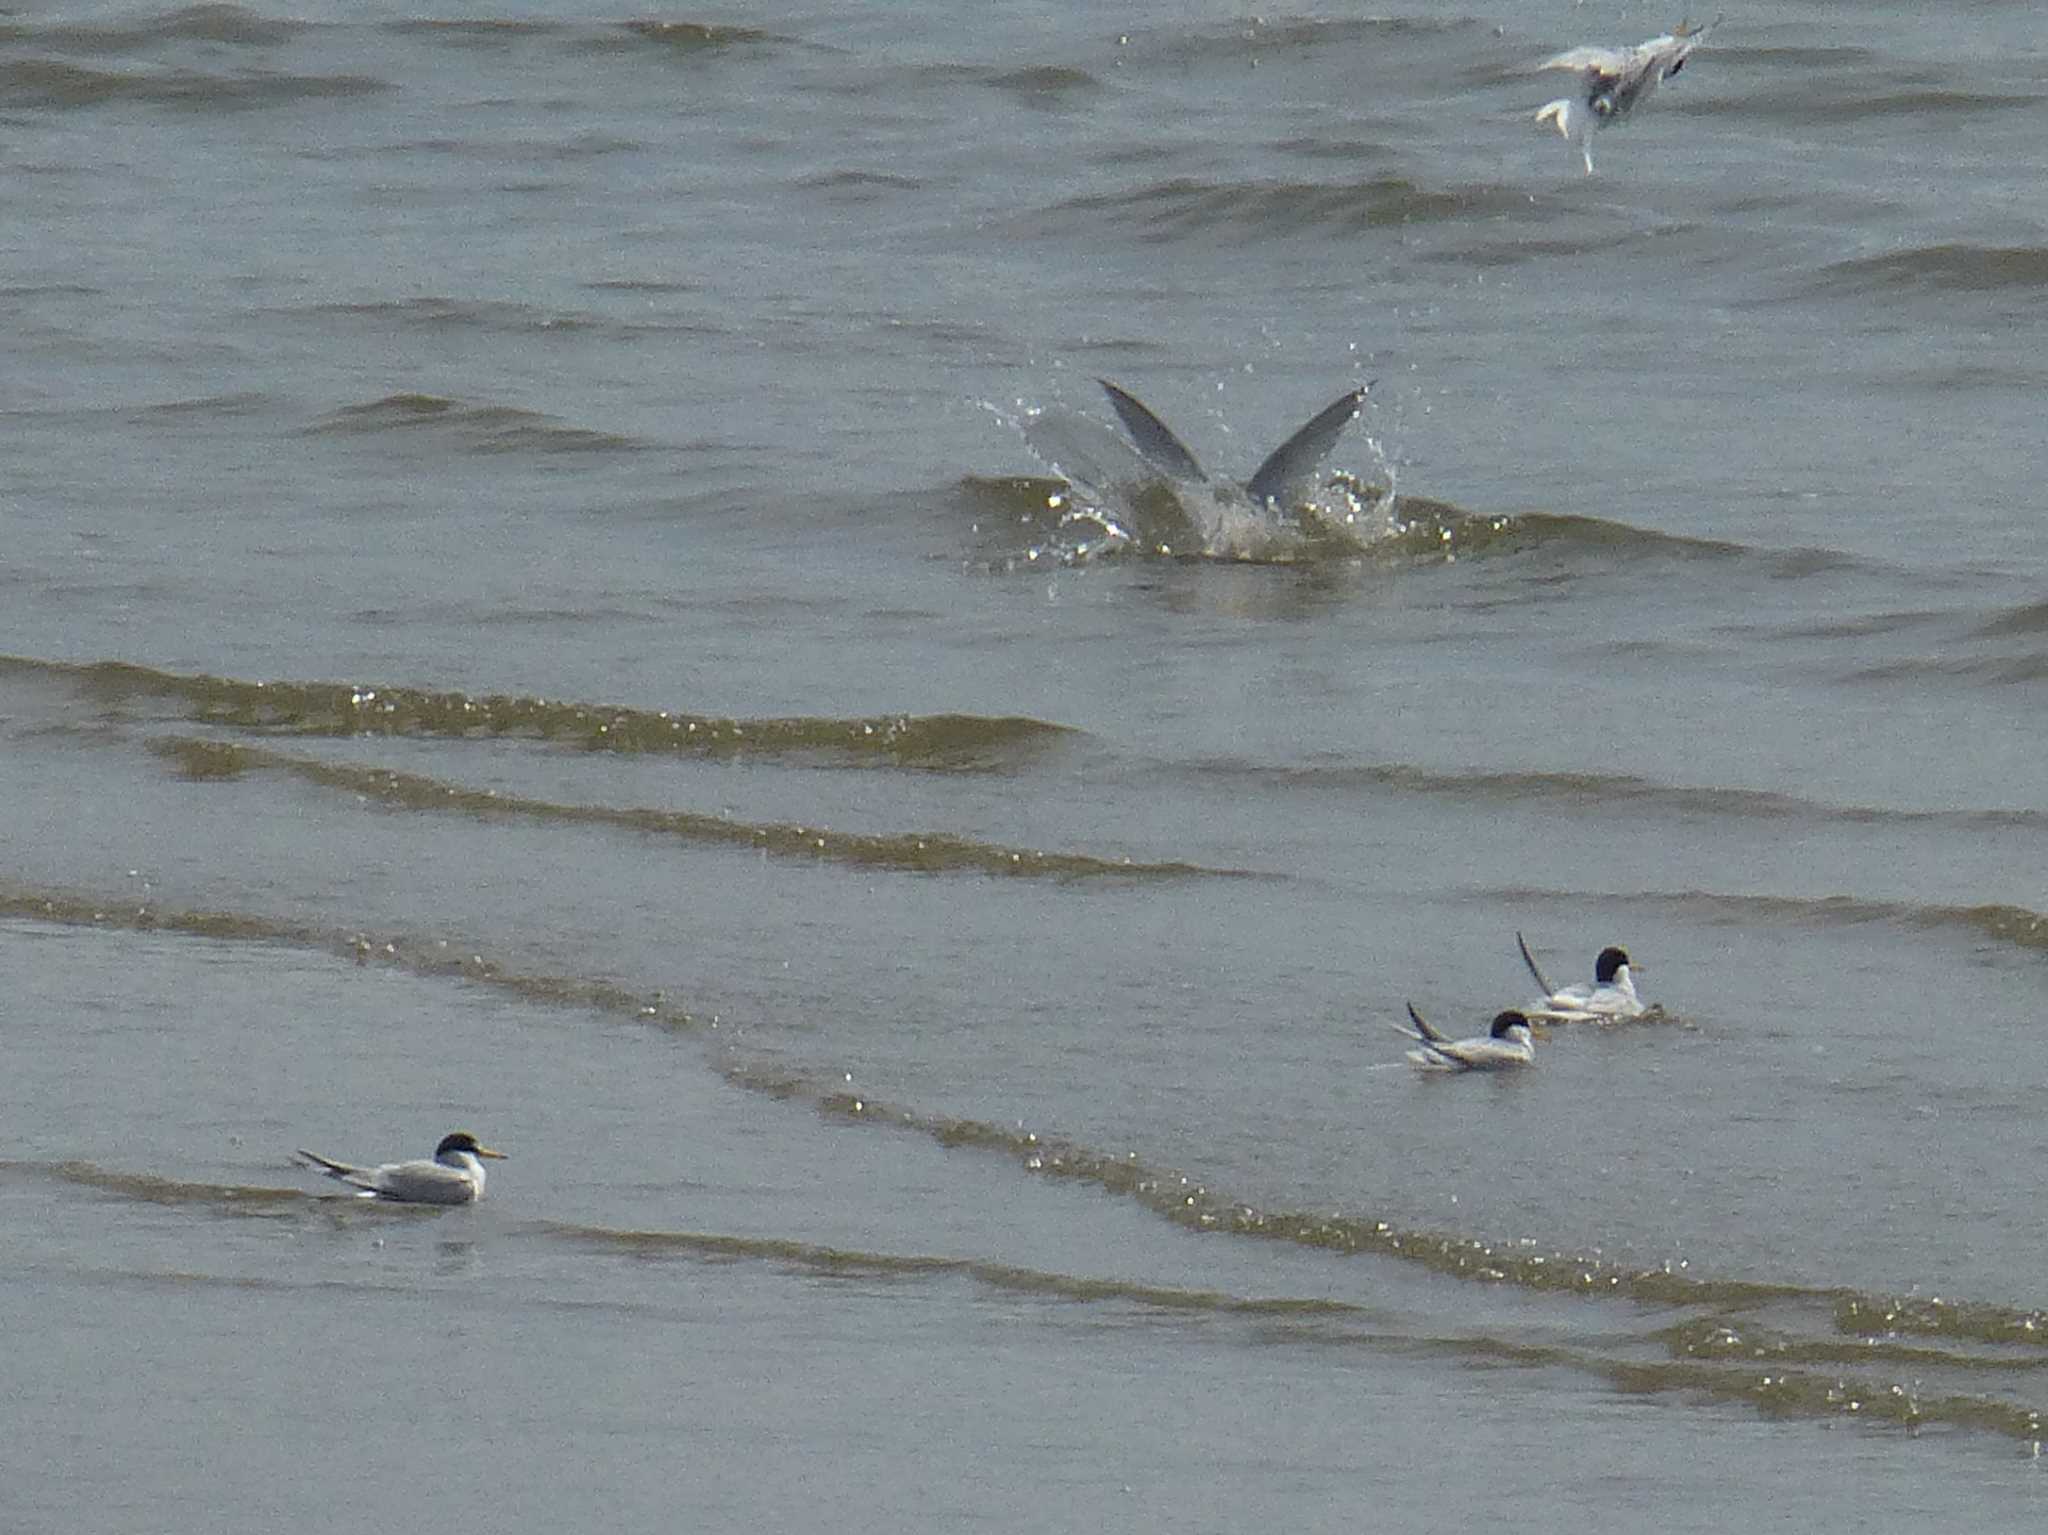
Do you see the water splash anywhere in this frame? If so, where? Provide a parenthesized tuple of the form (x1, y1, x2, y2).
(988, 394, 1402, 564)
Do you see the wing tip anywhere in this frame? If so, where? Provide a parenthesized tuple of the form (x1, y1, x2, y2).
(1404, 1001, 1448, 1043)
(1517, 932, 1559, 998)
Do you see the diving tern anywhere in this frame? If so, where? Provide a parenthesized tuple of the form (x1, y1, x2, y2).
(1535, 18, 1717, 173)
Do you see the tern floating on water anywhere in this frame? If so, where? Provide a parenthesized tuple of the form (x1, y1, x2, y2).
(1517, 934, 1650, 1022)
(1535, 17, 1717, 173)
(294, 1130, 506, 1204)
(1392, 1004, 1536, 1071)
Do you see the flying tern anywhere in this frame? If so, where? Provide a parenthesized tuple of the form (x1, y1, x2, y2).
(1535, 17, 1717, 173)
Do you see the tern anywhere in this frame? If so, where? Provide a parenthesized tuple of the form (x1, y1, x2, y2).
(1392, 1004, 1536, 1071)
(1098, 379, 1368, 515)
(1517, 934, 1650, 1022)
(1535, 17, 1717, 173)
(294, 1130, 506, 1204)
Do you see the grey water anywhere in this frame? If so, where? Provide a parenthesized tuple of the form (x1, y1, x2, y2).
(5, 2, 2048, 1530)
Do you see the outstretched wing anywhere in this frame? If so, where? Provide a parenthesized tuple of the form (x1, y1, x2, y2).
(1404, 1002, 1450, 1044)
(1439, 1037, 1530, 1070)
(1651, 20, 1715, 82)
(295, 1148, 378, 1194)
(1537, 46, 1626, 83)
(1098, 380, 1209, 484)
(1516, 932, 1558, 1000)
(1245, 387, 1367, 509)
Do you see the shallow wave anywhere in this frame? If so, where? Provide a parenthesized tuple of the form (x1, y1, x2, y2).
(1427, 511, 1863, 581)
(575, 19, 786, 59)
(956, 475, 1778, 571)
(1716, 80, 2035, 129)
(1033, 174, 1535, 245)
(1843, 654, 2048, 687)
(0, 56, 385, 110)
(1976, 599, 2048, 639)
(3, 656, 1077, 772)
(1920, 903, 2048, 953)
(1748, 608, 1950, 642)
(1815, 244, 2048, 297)
(1188, 757, 2048, 836)
(0, 881, 720, 1024)
(19, 4, 310, 53)
(543, 1220, 1362, 1317)
(290, 298, 644, 339)
(9, 887, 2044, 1442)
(5, 1159, 305, 1211)
(144, 736, 1235, 882)
(983, 380, 1839, 570)
(376, 16, 787, 57)
(981, 63, 1101, 106)
(1140, 13, 1480, 71)
(31, 1153, 2045, 1442)
(1492, 511, 1754, 561)
(784, 1091, 2048, 1440)
(0, 392, 278, 427)
(956, 471, 1442, 567)
(1893, 360, 2048, 392)
(131, 391, 273, 421)
(795, 168, 926, 199)
(613, 19, 781, 49)
(306, 393, 643, 455)
(382, 17, 563, 43)
(1500, 888, 2048, 956)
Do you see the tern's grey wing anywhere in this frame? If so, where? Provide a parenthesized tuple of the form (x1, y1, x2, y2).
(1581, 989, 1647, 1019)
(1538, 46, 1627, 80)
(1388, 1011, 1429, 1046)
(295, 1148, 378, 1191)
(1606, 45, 1682, 109)
(1098, 381, 1209, 485)
(1652, 31, 1707, 80)
(1516, 933, 1558, 999)
(1524, 995, 1598, 1023)
(1244, 387, 1367, 509)
(1404, 1002, 1450, 1044)
(1442, 1038, 1530, 1069)
(370, 1158, 480, 1204)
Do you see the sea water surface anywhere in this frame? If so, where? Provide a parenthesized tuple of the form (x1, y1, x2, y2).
(5, 2, 2048, 1530)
